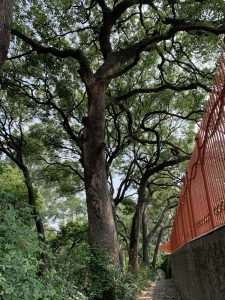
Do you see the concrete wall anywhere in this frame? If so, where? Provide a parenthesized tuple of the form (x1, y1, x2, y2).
(171, 225, 225, 300)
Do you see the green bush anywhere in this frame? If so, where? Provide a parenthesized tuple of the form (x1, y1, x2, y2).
(0, 209, 86, 300)
(159, 255, 172, 279)
(0, 208, 151, 299)
(52, 241, 141, 300)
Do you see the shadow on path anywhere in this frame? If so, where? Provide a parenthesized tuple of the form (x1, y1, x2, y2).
(139, 279, 183, 300)
(152, 280, 182, 300)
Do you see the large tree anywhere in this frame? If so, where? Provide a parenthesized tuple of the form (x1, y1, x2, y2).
(2, 1, 225, 295)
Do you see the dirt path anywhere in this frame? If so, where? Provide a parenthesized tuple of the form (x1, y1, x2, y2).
(139, 279, 183, 300)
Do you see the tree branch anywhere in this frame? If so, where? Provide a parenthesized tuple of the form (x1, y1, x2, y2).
(142, 109, 204, 122)
(107, 82, 210, 106)
(97, 0, 113, 58)
(98, 22, 225, 80)
(11, 29, 93, 82)
(147, 155, 190, 179)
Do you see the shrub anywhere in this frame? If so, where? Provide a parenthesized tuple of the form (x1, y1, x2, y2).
(0, 209, 86, 300)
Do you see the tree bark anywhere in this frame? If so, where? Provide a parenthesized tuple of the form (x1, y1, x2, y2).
(151, 224, 171, 270)
(22, 165, 46, 242)
(142, 204, 149, 265)
(151, 228, 163, 270)
(83, 82, 119, 300)
(142, 198, 177, 267)
(84, 81, 119, 260)
(119, 249, 124, 273)
(21, 165, 51, 271)
(0, 0, 14, 69)
(129, 181, 146, 273)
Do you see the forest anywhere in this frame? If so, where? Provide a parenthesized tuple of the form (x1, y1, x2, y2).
(0, 0, 225, 299)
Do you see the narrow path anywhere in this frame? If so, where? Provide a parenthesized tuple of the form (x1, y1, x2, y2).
(139, 279, 183, 300)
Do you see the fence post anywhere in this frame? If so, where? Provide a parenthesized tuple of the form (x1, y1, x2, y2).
(184, 192, 194, 240)
(195, 135, 216, 228)
(175, 214, 180, 248)
(185, 172, 197, 237)
(180, 204, 187, 245)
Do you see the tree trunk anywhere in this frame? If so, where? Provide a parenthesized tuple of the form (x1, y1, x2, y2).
(84, 82, 118, 255)
(22, 166, 46, 242)
(142, 204, 149, 265)
(84, 82, 118, 299)
(151, 228, 163, 270)
(0, 0, 14, 69)
(143, 202, 175, 267)
(21, 165, 51, 271)
(119, 249, 124, 272)
(129, 181, 146, 273)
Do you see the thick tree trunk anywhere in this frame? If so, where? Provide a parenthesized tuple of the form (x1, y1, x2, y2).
(84, 82, 118, 300)
(0, 0, 14, 69)
(129, 181, 146, 273)
(84, 82, 118, 258)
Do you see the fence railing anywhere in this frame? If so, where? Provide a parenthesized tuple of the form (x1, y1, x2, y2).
(159, 42, 225, 254)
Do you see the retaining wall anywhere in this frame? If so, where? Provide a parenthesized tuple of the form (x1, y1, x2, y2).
(171, 225, 225, 300)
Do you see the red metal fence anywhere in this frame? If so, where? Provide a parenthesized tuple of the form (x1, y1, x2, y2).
(160, 42, 225, 254)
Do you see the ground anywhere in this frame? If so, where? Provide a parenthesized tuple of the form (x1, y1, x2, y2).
(139, 279, 183, 300)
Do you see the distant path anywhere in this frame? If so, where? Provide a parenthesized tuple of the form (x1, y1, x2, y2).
(139, 279, 183, 300)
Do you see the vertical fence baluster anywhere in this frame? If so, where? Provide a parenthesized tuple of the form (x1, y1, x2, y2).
(185, 172, 197, 237)
(196, 135, 216, 229)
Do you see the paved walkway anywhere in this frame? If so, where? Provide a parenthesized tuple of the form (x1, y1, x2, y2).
(139, 280, 183, 300)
